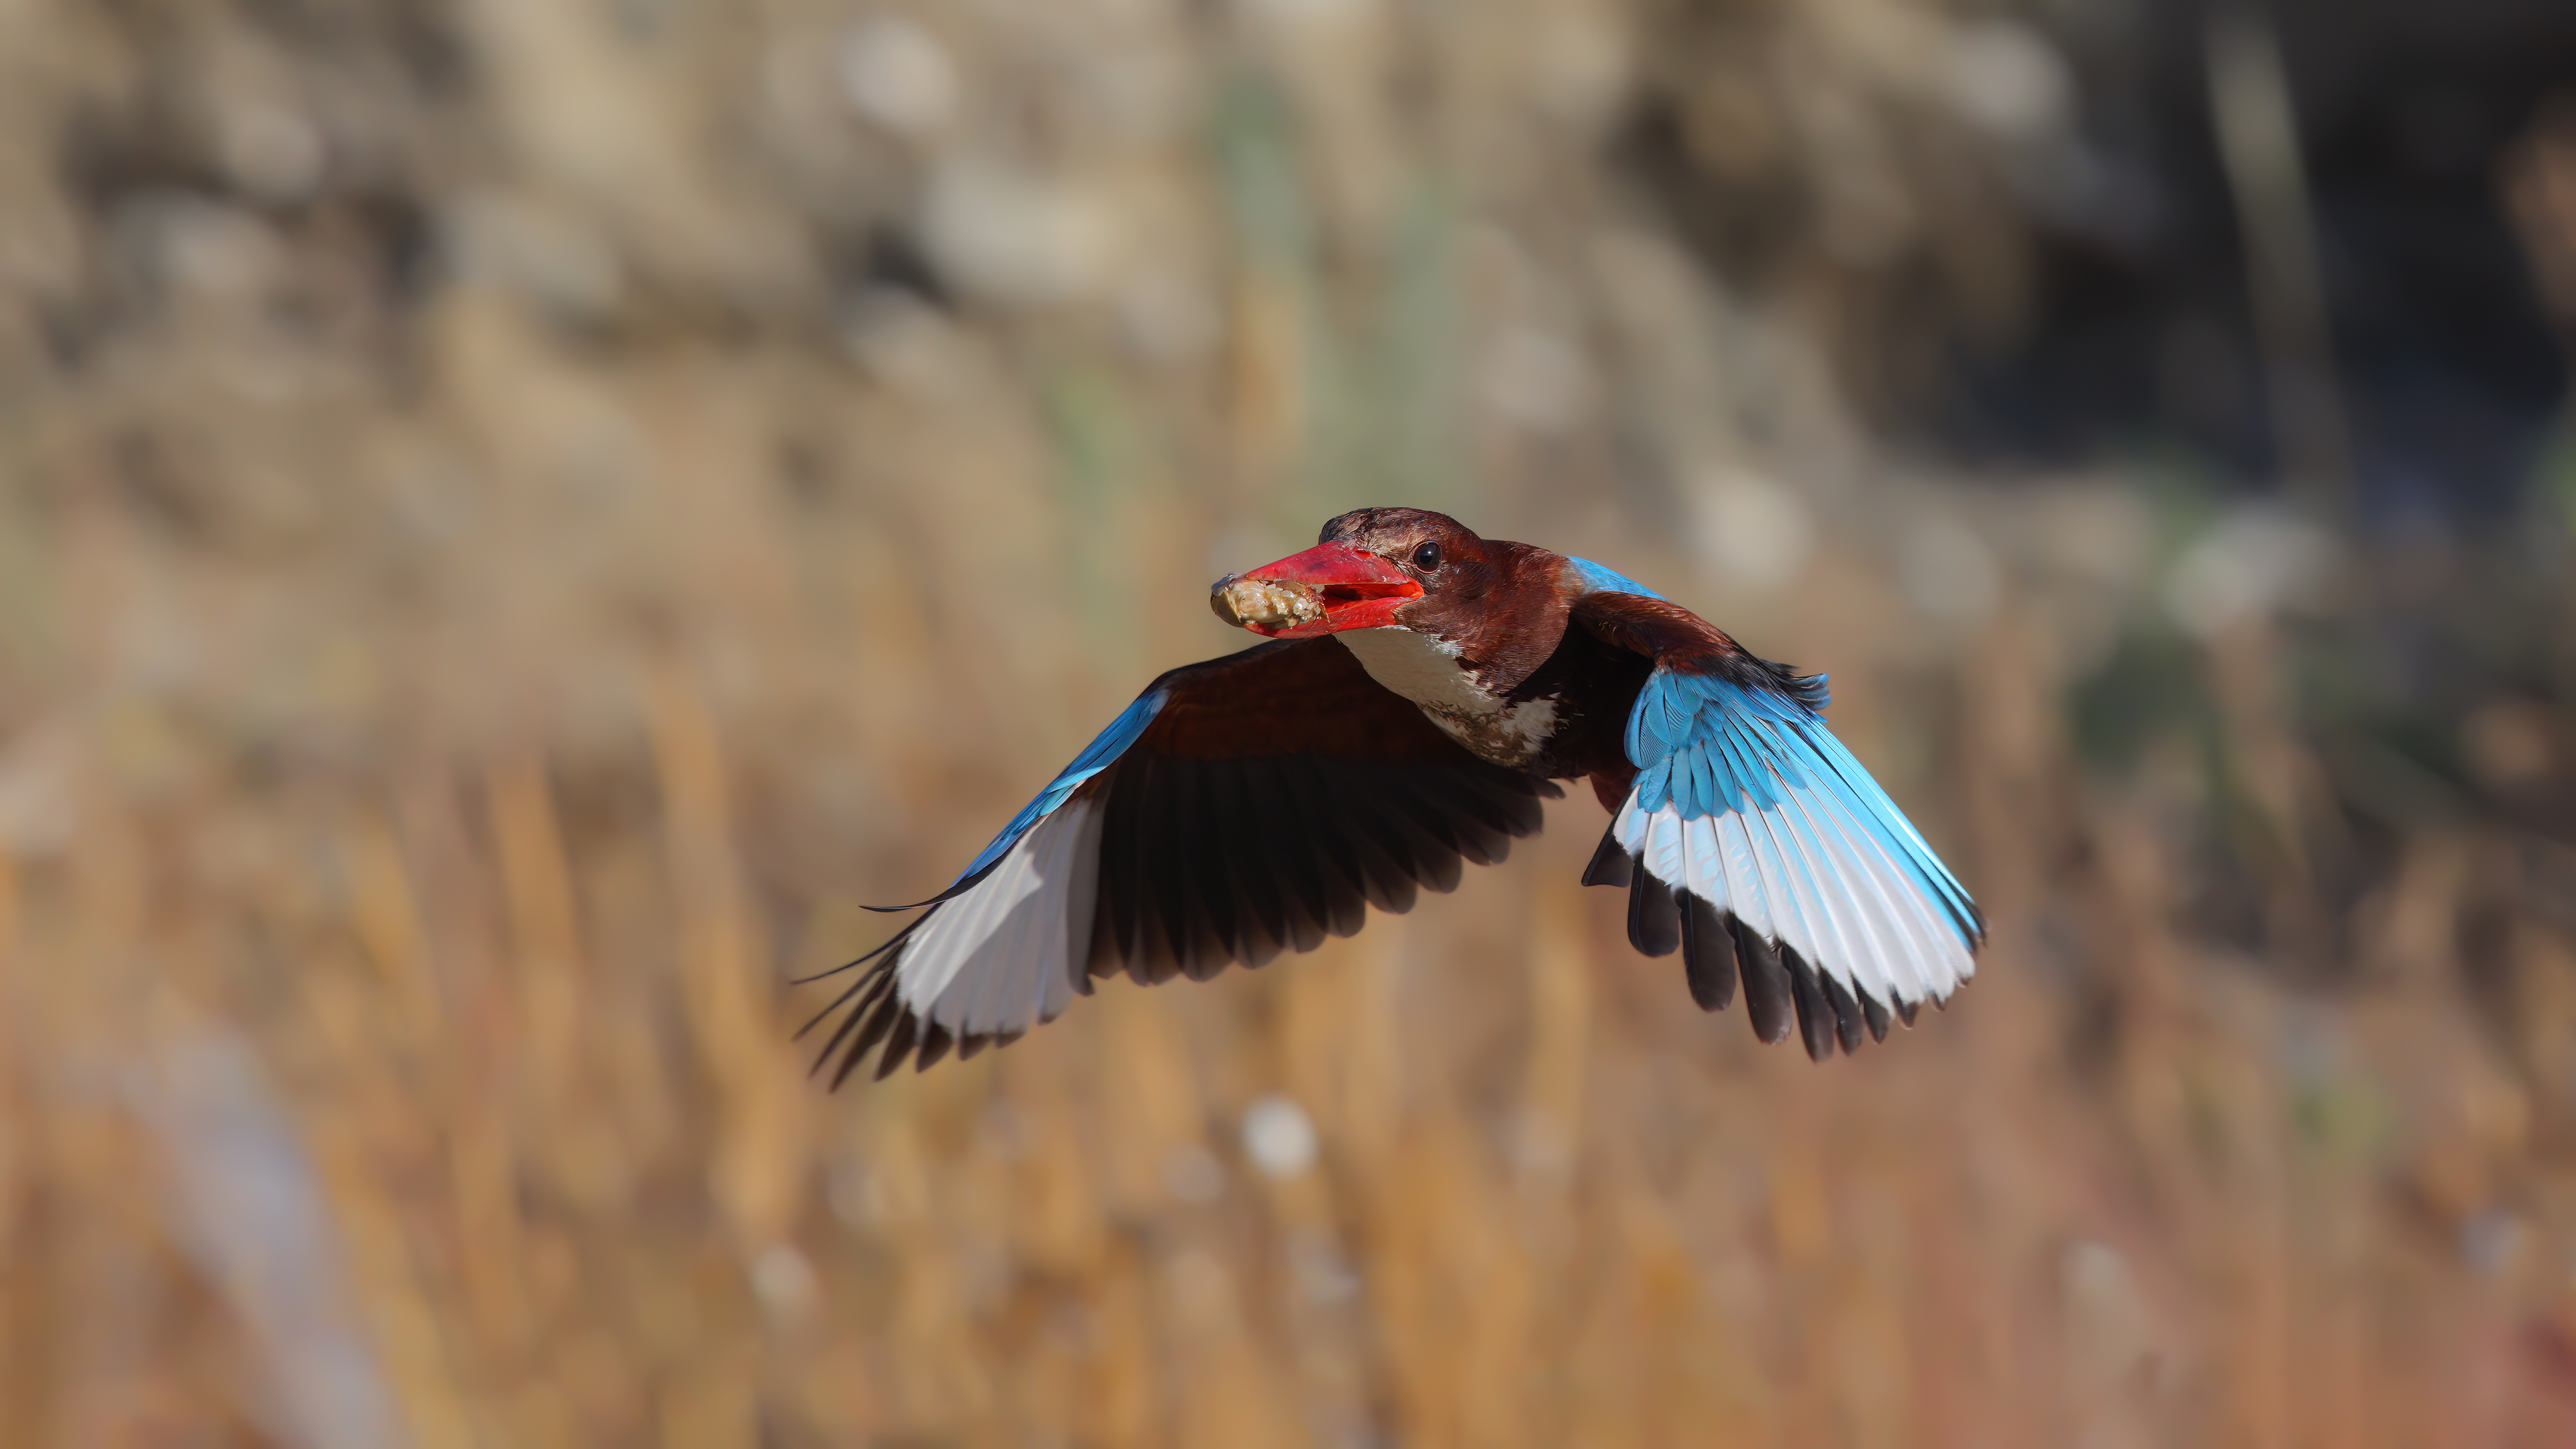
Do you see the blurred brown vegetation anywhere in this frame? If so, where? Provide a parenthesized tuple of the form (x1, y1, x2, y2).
(6, 1, 2576, 1446)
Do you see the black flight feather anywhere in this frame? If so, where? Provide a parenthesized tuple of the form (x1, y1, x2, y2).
(1580, 828, 1633, 888)
(1627, 865, 1681, 957)
(1679, 893, 1736, 1012)
(1731, 918, 1794, 1045)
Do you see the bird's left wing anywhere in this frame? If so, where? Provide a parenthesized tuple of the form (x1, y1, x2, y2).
(1571, 591, 1984, 1061)
(804, 637, 1559, 1083)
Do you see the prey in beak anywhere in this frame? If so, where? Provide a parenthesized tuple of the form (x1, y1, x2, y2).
(1210, 541, 1424, 639)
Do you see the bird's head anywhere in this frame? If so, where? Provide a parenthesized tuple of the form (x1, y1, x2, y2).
(1211, 508, 1495, 641)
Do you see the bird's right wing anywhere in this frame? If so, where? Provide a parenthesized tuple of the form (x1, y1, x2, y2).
(804, 637, 1559, 1083)
(1571, 590, 1983, 1061)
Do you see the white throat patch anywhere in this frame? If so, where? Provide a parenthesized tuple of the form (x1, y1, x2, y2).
(1335, 627, 1558, 767)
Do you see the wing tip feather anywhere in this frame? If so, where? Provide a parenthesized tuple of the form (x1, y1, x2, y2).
(1605, 855, 1964, 1058)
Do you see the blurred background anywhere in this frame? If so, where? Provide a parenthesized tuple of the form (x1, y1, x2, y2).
(5, 0, 2576, 1444)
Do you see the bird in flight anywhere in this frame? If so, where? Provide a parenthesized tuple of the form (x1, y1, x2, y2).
(804, 507, 1982, 1083)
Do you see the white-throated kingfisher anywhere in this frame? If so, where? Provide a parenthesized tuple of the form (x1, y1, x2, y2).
(805, 508, 1982, 1082)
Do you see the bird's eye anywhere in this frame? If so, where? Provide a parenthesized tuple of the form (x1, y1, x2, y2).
(1411, 542, 1442, 572)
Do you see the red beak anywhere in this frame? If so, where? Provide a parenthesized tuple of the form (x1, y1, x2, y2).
(1211, 541, 1424, 639)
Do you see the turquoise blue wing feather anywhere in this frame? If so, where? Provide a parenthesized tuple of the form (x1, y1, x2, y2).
(955, 688, 1165, 881)
(1570, 587, 1982, 1059)
(860, 686, 1169, 912)
(1563, 555, 1665, 600)
(1624, 673, 1981, 944)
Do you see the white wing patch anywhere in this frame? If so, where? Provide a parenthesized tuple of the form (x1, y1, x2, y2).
(1613, 775, 1974, 1010)
(896, 798, 1103, 1038)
